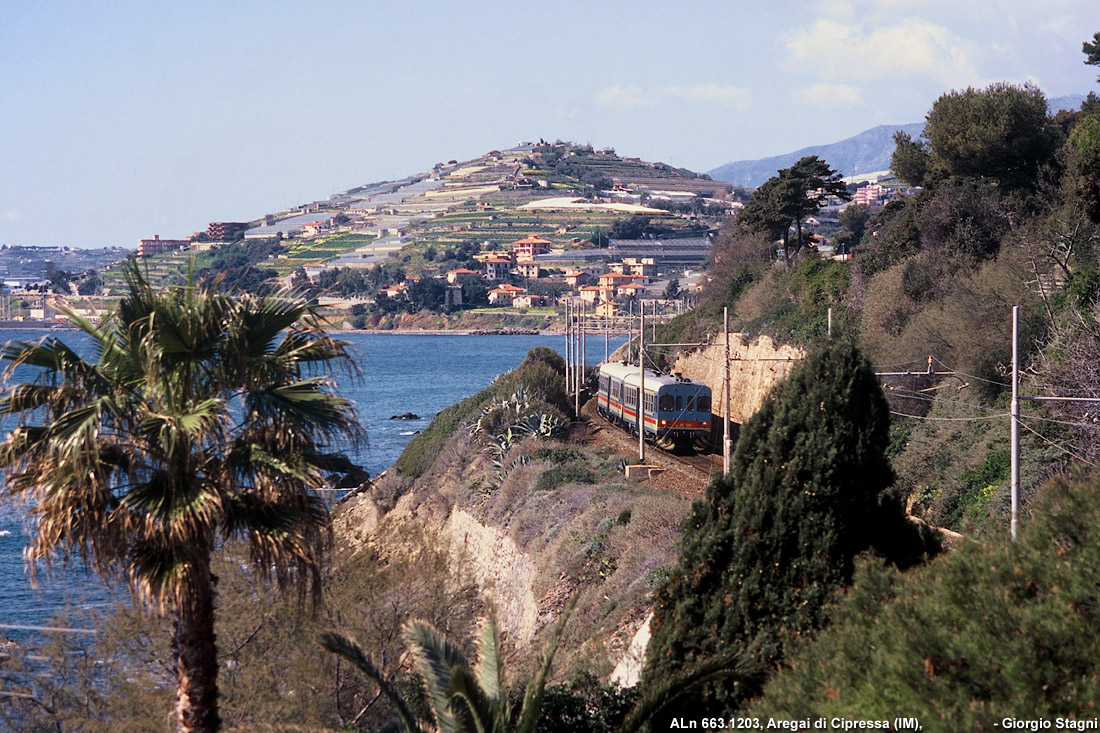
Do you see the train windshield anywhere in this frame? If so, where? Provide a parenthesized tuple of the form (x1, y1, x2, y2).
(659, 395, 674, 411)
(696, 394, 711, 412)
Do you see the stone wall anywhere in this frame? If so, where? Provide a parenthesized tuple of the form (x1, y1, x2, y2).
(672, 334, 805, 425)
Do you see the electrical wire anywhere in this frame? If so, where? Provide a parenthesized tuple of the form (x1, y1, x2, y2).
(883, 388, 1008, 416)
(889, 410, 1006, 422)
(929, 355, 1011, 388)
(1018, 412, 1100, 429)
(1017, 419, 1097, 467)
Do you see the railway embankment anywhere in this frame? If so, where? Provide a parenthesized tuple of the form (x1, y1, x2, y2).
(331, 339, 800, 686)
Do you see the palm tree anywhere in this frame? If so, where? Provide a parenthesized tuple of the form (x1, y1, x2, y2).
(0, 260, 360, 732)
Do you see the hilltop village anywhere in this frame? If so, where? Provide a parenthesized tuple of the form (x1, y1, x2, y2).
(0, 141, 907, 329)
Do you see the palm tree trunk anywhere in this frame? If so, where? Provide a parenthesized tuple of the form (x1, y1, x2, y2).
(173, 540, 220, 732)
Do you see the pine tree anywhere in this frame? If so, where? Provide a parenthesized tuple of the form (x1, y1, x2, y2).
(641, 340, 918, 717)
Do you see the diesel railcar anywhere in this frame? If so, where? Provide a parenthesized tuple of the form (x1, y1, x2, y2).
(596, 362, 712, 451)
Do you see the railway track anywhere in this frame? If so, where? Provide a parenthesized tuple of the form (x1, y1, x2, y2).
(658, 448, 722, 477)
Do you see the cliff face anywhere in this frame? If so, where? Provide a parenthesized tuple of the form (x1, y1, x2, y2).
(672, 334, 804, 425)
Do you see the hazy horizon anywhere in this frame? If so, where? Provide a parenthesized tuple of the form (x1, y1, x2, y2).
(3, 1, 1096, 249)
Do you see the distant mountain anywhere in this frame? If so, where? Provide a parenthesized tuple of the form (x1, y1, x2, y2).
(708, 94, 1089, 188)
(708, 123, 923, 188)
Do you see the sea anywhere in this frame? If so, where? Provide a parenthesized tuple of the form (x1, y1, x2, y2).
(0, 330, 625, 638)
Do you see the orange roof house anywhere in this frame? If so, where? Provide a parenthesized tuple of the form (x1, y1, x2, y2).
(446, 268, 481, 284)
(512, 235, 552, 259)
(487, 284, 526, 305)
(379, 284, 410, 299)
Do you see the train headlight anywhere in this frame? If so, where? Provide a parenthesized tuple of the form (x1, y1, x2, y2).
(702, 421, 710, 427)
(660, 420, 667, 426)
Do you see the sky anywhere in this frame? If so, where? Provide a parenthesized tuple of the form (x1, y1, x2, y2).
(2, 0, 1097, 249)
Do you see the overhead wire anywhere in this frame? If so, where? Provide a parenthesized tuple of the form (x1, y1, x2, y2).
(929, 355, 1011, 388)
(1017, 419, 1097, 467)
(883, 387, 1007, 416)
(889, 410, 1005, 422)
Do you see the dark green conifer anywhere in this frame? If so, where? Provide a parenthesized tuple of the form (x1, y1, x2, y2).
(642, 340, 922, 716)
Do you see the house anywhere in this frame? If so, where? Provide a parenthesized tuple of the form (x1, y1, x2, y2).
(622, 257, 657, 278)
(137, 235, 189, 258)
(577, 285, 602, 304)
(473, 250, 512, 263)
(595, 301, 619, 318)
(617, 282, 647, 298)
(511, 235, 552, 259)
(852, 183, 885, 207)
(597, 272, 635, 289)
(487, 284, 526, 305)
(512, 293, 545, 309)
(565, 270, 591, 288)
(483, 258, 513, 282)
(446, 268, 481, 284)
(514, 262, 542, 279)
(379, 284, 410, 300)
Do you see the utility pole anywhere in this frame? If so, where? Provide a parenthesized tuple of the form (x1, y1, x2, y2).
(638, 302, 646, 463)
(564, 299, 571, 403)
(1008, 306, 1100, 541)
(604, 310, 609, 363)
(581, 299, 587, 393)
(576, 299, 585, 416)
(1010, 305, 1020, 542)
(723, 307, 732, 475)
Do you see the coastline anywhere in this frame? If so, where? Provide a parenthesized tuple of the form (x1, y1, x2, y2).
(329, 328, 631, 336)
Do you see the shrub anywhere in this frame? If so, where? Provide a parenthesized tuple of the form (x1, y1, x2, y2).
(751, 469, 1100, 726)
(535, 462, 597, 491)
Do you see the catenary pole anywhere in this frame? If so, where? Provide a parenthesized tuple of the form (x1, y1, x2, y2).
(638, 302, 646, 463)
(576, 299, 585, 416)
(581, 300, 587, 393)
(1011, 306, 1020, 542)
(604, 310, 609, 363)
(724, 307, 732, 475)
(564, 299, 571, 402)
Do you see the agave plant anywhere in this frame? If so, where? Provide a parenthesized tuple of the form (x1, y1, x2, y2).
(513, 411, 565, 439)
(468, 388, 538, 439)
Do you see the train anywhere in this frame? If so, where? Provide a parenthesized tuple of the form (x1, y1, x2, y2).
(596, 362, 713, 452)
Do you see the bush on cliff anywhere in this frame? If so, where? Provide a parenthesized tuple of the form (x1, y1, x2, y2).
(750, 469, 1100, 726)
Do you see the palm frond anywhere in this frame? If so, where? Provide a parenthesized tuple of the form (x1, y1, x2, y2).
(234, 293, 310, 358)
(246, 378, 358, 439)
(318, 632, 423, 733)
(403, 619, 469, 733)
(474, 613, 505, 709)
(447, 665, 500, 733)
(616, 650, 762, 733)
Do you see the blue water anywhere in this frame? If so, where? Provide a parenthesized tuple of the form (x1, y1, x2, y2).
(0, 330, 624, 635)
